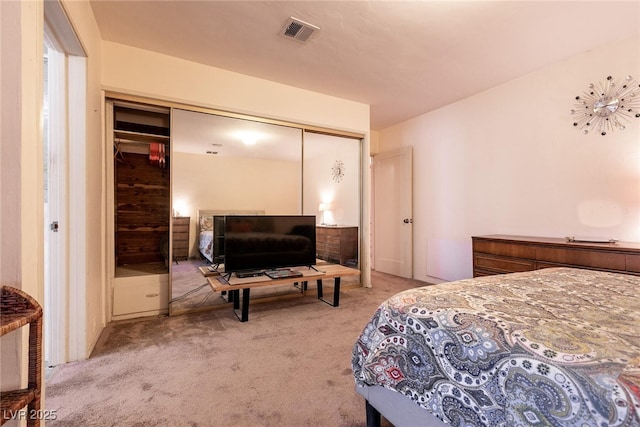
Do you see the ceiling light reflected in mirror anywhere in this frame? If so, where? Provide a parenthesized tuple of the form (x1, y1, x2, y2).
(172, 108, 301, 160)
(233, 130, 260, 146)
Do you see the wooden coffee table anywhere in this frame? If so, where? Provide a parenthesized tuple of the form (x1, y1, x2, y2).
(207, 264, 360, 322)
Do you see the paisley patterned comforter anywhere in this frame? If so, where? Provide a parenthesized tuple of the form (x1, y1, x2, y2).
(199, 231, 213, 263)
(352, 268, 640, 426)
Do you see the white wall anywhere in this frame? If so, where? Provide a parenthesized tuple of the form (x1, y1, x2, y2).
(173, 152, 301, 257)
(377, 35, 640, 283)
(101, 42, 370, 135)
(0, 0, 22, 288)
(303, 133, 362, 227)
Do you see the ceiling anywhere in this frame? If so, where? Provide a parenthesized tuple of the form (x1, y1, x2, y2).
(90, 1, 640, 130)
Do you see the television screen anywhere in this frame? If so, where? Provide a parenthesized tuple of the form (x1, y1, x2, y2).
(224, 215, 316, 274)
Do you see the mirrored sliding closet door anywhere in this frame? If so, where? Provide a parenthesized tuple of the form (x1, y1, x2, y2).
(169, 109, 304, 314)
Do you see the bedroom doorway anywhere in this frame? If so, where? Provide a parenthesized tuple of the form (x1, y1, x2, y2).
(372, 146, 413, 278)
(43, 0, 87, 365)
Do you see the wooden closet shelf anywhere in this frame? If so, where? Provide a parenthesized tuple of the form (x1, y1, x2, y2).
(114, 129, 170, 143)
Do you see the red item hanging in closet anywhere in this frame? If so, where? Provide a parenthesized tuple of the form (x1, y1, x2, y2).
(149, 142, 166, 168)
(159, 143, 166, 168)
(149, 142, 159, 166)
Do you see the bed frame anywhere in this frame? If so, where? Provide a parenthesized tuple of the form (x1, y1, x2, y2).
(356, 385, 447, 427)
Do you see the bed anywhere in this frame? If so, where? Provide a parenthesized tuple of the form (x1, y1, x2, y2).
(196, 209, 265, 264)
(352, 267, 640, 426)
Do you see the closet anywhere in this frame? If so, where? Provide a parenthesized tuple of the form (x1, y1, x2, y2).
(106, 96, 364, 319)
(108, 100, 171, 319)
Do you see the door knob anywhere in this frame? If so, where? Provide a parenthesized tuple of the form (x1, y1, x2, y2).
(403, 218, 413, 224)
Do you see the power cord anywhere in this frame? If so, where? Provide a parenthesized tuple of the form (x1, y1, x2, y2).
(169, 283, 209, 303)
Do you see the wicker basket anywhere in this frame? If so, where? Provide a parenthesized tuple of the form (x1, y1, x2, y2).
(1, 286, 43, 426)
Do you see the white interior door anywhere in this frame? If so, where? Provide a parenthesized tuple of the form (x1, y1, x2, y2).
(373, 146, 412, 278)
(43, 43, 68, 366)
(44, 0, 87, 363)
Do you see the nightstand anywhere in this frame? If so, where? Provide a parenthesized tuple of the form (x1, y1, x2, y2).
(316, 226, 358, 267)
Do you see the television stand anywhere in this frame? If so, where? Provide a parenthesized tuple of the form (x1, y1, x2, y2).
(207, 264, 360, 322)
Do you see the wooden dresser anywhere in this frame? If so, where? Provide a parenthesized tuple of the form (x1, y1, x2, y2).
(472, 235, 640, 277)
(316, 226, 358, 267)
(172, 216, 190, 261)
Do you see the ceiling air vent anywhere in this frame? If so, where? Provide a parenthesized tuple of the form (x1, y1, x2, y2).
(280, 17, 319, 42)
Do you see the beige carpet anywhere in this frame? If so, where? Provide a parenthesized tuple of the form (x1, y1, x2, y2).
(45, 271, 434, 426)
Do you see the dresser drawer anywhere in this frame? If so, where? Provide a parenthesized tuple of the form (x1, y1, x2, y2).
(173, 216, 190, 226)
(173, 230, 189, 240)
(474, 254, 535, 274)
(627, 254, 640, 273)
(536, 247, 626, 271)
(473, 239, 536, 259)
(173, 240, 188, 250)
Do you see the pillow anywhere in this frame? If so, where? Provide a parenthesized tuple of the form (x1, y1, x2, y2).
(200, 215, 213, 231)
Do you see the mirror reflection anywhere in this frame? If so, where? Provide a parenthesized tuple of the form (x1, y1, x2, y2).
(169, 108, 362, 315)
(170, 109, 303, 314)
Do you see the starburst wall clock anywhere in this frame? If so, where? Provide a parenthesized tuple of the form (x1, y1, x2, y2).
(332, 160, 344, 183)
(572, 75, 640, 135)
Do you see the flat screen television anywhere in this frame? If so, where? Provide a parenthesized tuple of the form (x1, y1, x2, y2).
(224, 215, 316, 275)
